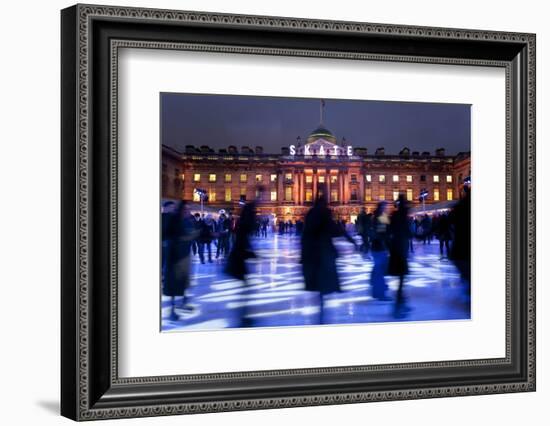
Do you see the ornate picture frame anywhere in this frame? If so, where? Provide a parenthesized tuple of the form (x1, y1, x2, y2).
(61, 4, 535, 421)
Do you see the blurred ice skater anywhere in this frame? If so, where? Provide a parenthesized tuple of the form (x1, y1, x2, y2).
(301, 188, 357, 324)
(163, 201, 199, 321)
(450, 183, 471, 298)
(387, 194, 412, 318)
(224, 186, 263, 327)
(370, 201, 391, 301)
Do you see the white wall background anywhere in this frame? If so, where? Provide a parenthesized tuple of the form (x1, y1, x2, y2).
(0, 0, 546, 424)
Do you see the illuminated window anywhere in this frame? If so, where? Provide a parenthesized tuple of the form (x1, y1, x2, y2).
(330, 175, 338, 184)
(209, 190, 216, 202)
(406, 188, 413, 201)
(318, 175, 325, 183)
(351, 188, 358, 201)
(331, 189, 338, 202)
(447, 188, 453, 201)
(306, 175, 313, 184)
(255, 189, 262, 199)
(446, 175, 453, 183)
(365, 188, 372, 201)
(379, 175, 386, 183)
(285, 173, 293, 181)
(434, 188, 440, 201)
(433, 175, 440, 183)
(181, 173, 185, 181)
(255, 174, 262, 182)
(209, 174, 216, 182)
(365, 174, 372, 182)
(225, 188, 232, 202)
(351, 174, 358, 183)
(240, 174, 247, 183)
(379, 189, 385, 200)
(392, 175, 399, 182)
(305, 189, 313, 202)
(240, 187, 246, 196)
(406, 175, 413, 182)
(193, 190, 200, 202)
(193, 173, 200, 182)
(224, 174, 232, 183)
(270, 174, 277, 182)
(393, 190, 399, 201)
(284, 186, 293, 201)
(270, 191, 277, 201)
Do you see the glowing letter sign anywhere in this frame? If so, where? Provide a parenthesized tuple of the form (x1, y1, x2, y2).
(288, 144, 354, 156)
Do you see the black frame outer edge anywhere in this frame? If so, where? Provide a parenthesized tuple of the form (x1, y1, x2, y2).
(61, 5, 535, 421)
(61, 4, 78, 421)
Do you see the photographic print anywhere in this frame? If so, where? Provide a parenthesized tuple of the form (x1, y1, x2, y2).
(160, 94, 472, 332)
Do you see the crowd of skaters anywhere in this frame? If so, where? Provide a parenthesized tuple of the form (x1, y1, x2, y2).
(162, 183, 471, 325)
(357, 208, 456, 260)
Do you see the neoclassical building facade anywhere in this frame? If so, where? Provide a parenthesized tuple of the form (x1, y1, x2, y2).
(162, 124, 470, 222)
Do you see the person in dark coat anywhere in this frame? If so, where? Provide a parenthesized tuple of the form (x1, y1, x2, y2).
(225, 201, 258, 281)
(421, 214, 432, 244)
(227, 211, 236, 250)
(225, 188, 264, 327)
(370, 201, 390, 301)
(191, 213, 201, 256)
(301, 190, 357, 324)
(408, 216, 416, 253)
(215, 213, 230, 259)
(163, 201, 199, 321)
(450, 185, 471, 296)
(387, 194, 412, 318)
(295, 219, 304, 236)
(161, 201, 175, 281)
(356, 207, 371, 255)
(278, 219, 285, 235)
(436, 212, 452, 258)
(197, 214, 215, 264)
(260, 217, 268, 238)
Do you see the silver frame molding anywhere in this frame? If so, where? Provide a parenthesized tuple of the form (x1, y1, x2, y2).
(61, 3, 536, 421)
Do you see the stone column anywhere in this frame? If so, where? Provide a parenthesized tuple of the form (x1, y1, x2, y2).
(339, 170, 344, 204)
(313, 170, 318, 200)
(277, 171, 284, 203)
(359, 170, 365, 203)
(292, 170, 300, 204)
(344, 172, 349, 204)
(326, 170, 331, 203)
(300, 170, 306, 205)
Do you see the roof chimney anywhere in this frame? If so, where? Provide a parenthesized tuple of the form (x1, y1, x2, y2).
(399, 147, 410, 157)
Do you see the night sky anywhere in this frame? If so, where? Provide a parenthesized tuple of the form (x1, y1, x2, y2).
(161, 93, 471, 155)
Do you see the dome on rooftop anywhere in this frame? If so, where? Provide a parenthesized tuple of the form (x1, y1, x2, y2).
(306, 125, 337, 144)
